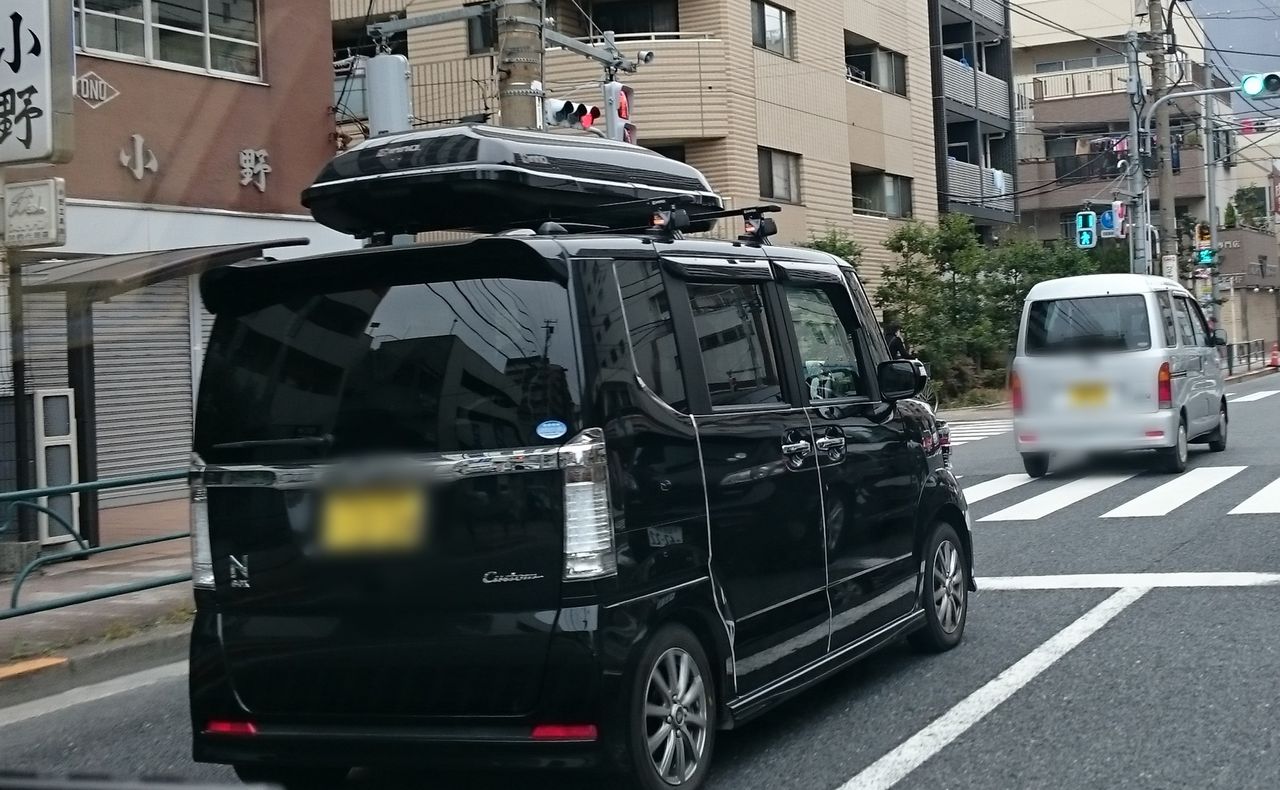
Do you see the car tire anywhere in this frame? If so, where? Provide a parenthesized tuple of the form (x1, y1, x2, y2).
(625, 623, 717, 790)
(1022, 453, 1050, 478)
(1207, 405, 1228, 452)
(1160, 417, 1189, 473)
(233, 764, 348, 788)
(908, 523, 969, 654)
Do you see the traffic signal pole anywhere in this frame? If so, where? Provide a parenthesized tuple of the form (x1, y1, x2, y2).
(1126, 30, 1148, 275)
(1149, 0, 1178, 278)
(496, 1, 544, 129)
(1203, 65, 1221, 329)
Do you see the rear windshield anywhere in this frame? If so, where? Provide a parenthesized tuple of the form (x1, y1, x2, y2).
(1025, 295, 1152, 355)
(195, 254, 582, 464)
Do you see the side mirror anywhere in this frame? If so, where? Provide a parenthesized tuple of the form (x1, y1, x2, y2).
(878, 360, 923, 402)
(1211, 329, 1227, 347)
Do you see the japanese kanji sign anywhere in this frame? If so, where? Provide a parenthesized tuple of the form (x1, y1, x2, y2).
(3, 177, 64, 247)
(238, 148, 270, 193)
(0, 0, 72, 166)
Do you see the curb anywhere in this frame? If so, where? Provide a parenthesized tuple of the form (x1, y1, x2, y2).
(1225, 367, 1277, 383)
(0, 623, 189, 710)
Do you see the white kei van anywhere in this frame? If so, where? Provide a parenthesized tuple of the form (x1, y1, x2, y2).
(1011, 274, 1227, 477)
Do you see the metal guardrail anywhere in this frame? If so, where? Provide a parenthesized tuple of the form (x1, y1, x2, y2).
(0, 470, 189, 622)
(1222, 339, 1267, 376)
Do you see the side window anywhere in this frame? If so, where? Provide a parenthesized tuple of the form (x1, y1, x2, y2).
(1156, 292, 1178, 347)
(1188, 300, 1212, 344)
(616, 260, 688, 412)
(686, 282, 784, 409)
(1173, 297, 1197, 346)
(783, 284, 868, 401)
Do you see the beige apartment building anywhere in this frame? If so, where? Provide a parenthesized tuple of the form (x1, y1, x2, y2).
(331, 0, 1017, 292)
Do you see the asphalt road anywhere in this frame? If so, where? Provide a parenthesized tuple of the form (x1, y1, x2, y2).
(4, 372, 1280, 789)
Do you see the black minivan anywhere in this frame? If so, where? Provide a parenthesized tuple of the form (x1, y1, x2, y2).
(189, 230, 974, 789)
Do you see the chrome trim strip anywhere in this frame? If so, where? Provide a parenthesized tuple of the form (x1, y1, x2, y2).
(736, 586, 829, 623)
(728, 608, 926, 711)
(602, 576, 711, 610)
(826, 553, 914, 589)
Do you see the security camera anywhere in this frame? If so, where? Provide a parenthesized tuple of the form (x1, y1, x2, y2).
(638, 50, 656, 64)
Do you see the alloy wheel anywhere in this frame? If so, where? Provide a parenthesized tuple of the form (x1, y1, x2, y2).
(932, 539, 965, 634)
(644, 647, 710, 785)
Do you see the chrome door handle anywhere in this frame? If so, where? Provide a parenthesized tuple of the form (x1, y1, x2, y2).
(781, 440, 812, 456)
(814, 435, 845, 452)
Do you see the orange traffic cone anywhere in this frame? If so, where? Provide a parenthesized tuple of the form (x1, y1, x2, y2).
(1270, 343, 1280, 368)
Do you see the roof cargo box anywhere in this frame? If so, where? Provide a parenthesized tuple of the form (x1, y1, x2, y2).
(302, 124, 724, 237)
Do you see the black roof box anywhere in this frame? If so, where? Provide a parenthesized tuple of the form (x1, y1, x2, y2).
(302, 124, 724, 237)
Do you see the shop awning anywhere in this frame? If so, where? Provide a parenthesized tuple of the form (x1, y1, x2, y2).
(24, 238, 310, 302)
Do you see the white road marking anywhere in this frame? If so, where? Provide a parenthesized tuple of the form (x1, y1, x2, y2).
(1228, 389, 1279, 403)
(962, 474, 1032, 504)
(1101, 466, 1247, 518)
(0, 661, 186, 728)
(1229, 476, 1280, 514)
(839, 587, 1147, 790)
(946, 420, 1013, 447)
(980, 572, 1280, 590)
(979, 475, 1133, 522)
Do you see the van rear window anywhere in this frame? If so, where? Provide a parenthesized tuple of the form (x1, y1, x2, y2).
(1025, 295, 1152, 354)
(195, 262, 581, 464)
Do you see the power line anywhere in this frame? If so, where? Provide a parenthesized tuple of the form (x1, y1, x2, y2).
(1005, 4, 1128, 57)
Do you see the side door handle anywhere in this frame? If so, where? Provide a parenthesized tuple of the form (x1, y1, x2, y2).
(815, 435, 845, 451)
(781, 439, 813, 457)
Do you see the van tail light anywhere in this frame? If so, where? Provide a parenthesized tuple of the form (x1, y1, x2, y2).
(190, 455, 214, 590)
(1158, 362, 1173, 409)
(1010, 372, 1024, 414)
(559, 429, 618, 581)
(531, 724, 598, 741)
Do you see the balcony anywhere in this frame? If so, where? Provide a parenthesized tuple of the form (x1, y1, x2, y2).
(1018, 146, 1207, 212)
(1016, 63, 1231, 127)
(942, 57, 1011, 119)
(941, 0, 1006, 28)
(947, 159, 1015, 213)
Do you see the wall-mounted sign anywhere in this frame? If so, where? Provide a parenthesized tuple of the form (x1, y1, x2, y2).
(239, 148, 271, 193)
(75, 71, 119, 109)
(3, 177, 66, 247)
(119, 133, 158, 181)
(0, 0, 74, 165)
(1217, 239, 1242, 249)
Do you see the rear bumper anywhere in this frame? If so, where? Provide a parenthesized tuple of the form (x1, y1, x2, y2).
(1014, 410, 1180, 453)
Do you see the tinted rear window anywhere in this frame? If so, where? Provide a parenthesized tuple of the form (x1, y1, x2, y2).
(195, 255, 582, 464)
(1025, 295, 1152, 354)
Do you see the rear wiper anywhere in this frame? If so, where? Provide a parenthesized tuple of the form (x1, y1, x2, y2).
(211, 435, 333, 450)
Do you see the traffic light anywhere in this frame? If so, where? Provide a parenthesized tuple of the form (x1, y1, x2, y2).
(1196, 222, 1212, 247)
(602, 81, 637, 143)
(1197, 248, 1218, 266)
(1241, 73, 1280, 98)
(1075, 210, 1097, 249)
(544, 99, 602, 130)
(1111, 200, 1128, 238)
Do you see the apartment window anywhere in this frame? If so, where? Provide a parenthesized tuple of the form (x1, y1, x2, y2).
(1034, 54, 1127, 75)
(846, 45, 907, 97)
(467, 3, 497, 54)
(647, 144, 687, 162)
(852, 168, 912, 219)
(594, 0, 678, 35)
(751, 1, 794, 58)
(75, 0, 260, 77)
(759, 147, 801, 203)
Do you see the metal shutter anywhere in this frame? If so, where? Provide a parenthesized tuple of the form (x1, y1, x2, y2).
(95, 278, 193, 503)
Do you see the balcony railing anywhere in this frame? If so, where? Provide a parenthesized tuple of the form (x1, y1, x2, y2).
(942, 57, 1011, 117)
(948, 159, 1015, 213)
(944, 0, 1006, 27)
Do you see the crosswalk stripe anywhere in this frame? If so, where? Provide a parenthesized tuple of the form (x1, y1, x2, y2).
(1229, 476, 1280, 514)
(963, 474, 1033, 504)
(1228, 390, 1279, 403)
(1101, 466, 1247, 518)
(979, 475, 1133, 521)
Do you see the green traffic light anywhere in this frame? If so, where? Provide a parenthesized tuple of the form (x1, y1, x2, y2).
(1197, 249, 1216, 264)
(1243, 74, 1266, 96)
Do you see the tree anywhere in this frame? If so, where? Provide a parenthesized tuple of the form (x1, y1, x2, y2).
(1233, 185, 1267, 230)
(1224, 201, 1238, 229)
(802, 229, 863, 269)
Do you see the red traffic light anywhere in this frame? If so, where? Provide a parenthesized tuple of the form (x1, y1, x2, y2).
(617, 89, 630, 121)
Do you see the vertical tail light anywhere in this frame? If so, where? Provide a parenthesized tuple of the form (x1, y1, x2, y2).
(559, 429, 618, 581)
(1010, 371, 1024, 415)
(190, 454, 214, 590)
(1157, 362, 1173, 409)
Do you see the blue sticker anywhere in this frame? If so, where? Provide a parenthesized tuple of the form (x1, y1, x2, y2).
(536, 419, 568, 440)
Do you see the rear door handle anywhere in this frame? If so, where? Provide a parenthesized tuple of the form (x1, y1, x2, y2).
(815, 435, 845, 451)
(781, 439, 813, 457)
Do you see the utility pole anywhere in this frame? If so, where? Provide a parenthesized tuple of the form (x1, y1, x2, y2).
(1127, 30, 1147, 275)
(1203, 66, 1222, 329)
(496, 1, 544, 129)
(1149, 0, 1178, 276)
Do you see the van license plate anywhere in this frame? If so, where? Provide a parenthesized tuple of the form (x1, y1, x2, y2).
(1069, 383, 1108, 408)
(321, 488, 426, 554)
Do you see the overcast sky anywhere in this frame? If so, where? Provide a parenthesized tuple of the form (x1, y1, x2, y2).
(1196, 0, 1280, 113)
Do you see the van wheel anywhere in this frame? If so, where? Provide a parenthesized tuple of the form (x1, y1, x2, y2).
(626, 624, 717, 790)
(1022, 453, 1049, 478)
(909, 523, 969, 654)
(1207, 406, 1228, 452)
(1159, 418, 1189, 473)
(233, 765, 348, 788)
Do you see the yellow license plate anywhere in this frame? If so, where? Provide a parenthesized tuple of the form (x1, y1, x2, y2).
(1069, 383, 1108, 407)
(321, 487, 426, 554)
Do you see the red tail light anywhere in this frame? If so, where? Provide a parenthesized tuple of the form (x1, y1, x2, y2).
(205, 720, 257, 736)
(531, 724, 598, 741)
(1010, 372, 1023, 414)
(1158, 362, 1172, 409)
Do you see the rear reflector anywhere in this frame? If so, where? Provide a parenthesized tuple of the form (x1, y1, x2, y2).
(531, 724, 598, 741)
(1145, 430, 1165, 438)
(205, 720, 257, 736)
(1018, 434, 1038, 443)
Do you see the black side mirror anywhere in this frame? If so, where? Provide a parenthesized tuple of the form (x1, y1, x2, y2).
(1211, 329, 1227, 347)
(878, 360, 923, 402)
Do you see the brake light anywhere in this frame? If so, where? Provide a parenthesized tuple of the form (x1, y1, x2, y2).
(1158, 363, 1172, 409)
(531, 724, 598, 741)
(190, 455, 213, 590)
(559, 429, 618, 581)
(205, 720, 257, 736)
(1010, 372, 1024, 414)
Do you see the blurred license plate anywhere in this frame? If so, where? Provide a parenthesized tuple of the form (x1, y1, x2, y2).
(1069, 382, 1108, 407)
(321, 488, 425, 554)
